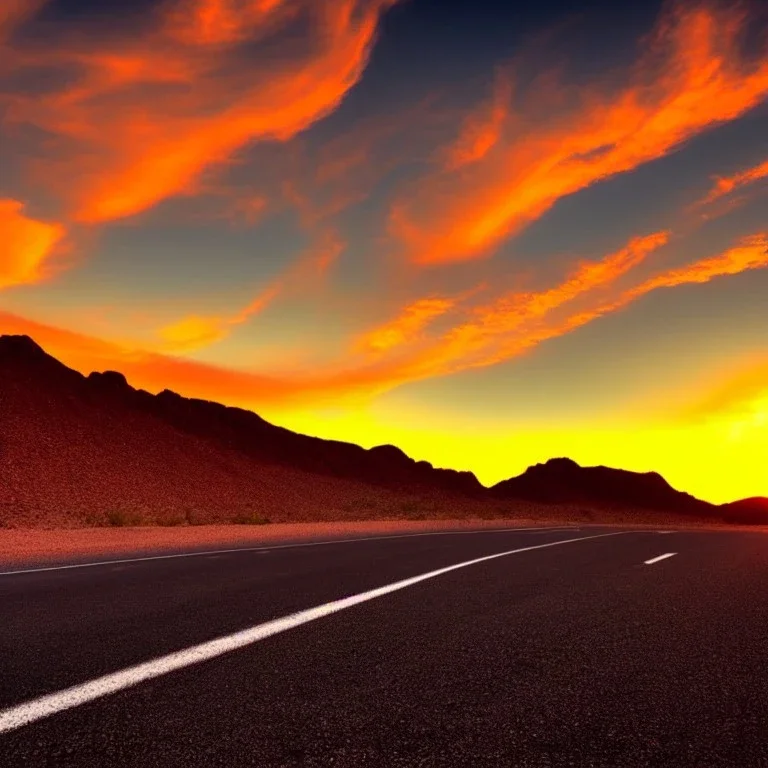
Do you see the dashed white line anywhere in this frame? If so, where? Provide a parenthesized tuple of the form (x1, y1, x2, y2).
(0, 529, 633, 733)
(644, 552, 677, 565)
(0, 526, 579, 577)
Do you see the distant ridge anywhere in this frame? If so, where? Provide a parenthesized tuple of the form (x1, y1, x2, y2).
(490, 457, 713, 516)
(0, 334, 764, 527)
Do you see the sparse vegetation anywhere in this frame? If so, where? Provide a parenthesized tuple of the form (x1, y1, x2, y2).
(341, 496, 382, 517)
(475, 507, 504, 520)
(232, 510, 271, 525)
(184, 507, 209, 526)
(105, 508, 145, 527)
(399, 500, 426, 519)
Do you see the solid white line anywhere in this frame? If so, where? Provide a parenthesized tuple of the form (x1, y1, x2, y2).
(0, 526, 579, 576)
(644, 552, 677, 565)
(0, 530, 631, 733)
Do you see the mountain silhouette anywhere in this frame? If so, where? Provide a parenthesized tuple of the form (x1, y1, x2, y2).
(491, 457, 714, 515)
(0, 334, 764, 527)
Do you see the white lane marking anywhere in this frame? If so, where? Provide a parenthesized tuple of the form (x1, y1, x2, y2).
(644, 552, 677, 565)
(0, 530, 632, 733)
(0, 526, 580, 576)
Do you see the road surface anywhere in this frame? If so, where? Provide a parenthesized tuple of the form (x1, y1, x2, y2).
(1, 525, 767, 766)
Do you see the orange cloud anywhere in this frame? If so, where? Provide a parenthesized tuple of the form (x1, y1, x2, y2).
(700, 158, 768, 205)
(158, 315, 243, 354)
(158, 284, 282, 353)
(355, 297, 459, 355)
(164, 0, 291, 46)
(390, 5, 768, 264)
(622, 234, 768, 295)
(488, 234, 768, 368)
(442, 71, 513, 170)
(2, 0, 400, 224)
(0, 199, 66, 290)
(471, 231, 670, 337)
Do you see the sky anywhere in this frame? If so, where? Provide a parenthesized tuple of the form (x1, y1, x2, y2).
(0, 0, 767, 503)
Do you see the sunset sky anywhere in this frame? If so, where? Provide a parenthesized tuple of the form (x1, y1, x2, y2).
(1, 0, 766, 503)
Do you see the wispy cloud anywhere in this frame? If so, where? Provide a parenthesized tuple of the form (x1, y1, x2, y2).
(390, 4, 768, 264)
(354, 296, 461, 356)
(441, 70, 513, 171)
(698, 157, 768, 207)
(0, 200, 66, 290)
(156, 289, 279, 354)
(488, 234, 768, 371)
(1, 0, 400, 225)
(399, 231, 672, 375)
(164, 0, 291, 46)
(467, 232, 671, 345)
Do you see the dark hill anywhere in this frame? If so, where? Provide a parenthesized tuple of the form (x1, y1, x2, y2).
(491, 457, 718, 517)
(720, 497, 768, 525)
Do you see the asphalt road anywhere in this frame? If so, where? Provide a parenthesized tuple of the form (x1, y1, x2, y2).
(1, 525, 767, 767)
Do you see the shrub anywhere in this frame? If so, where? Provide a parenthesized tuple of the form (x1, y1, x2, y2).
(105, 508, 145, 527)
(184, 507, 209, 526)
(399, 500, 425, 519)
(83, 512, 105, 527)
(232, 510, 271, 525)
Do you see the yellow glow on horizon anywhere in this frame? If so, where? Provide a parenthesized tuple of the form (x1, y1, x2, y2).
(265, 402, 767, 505)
